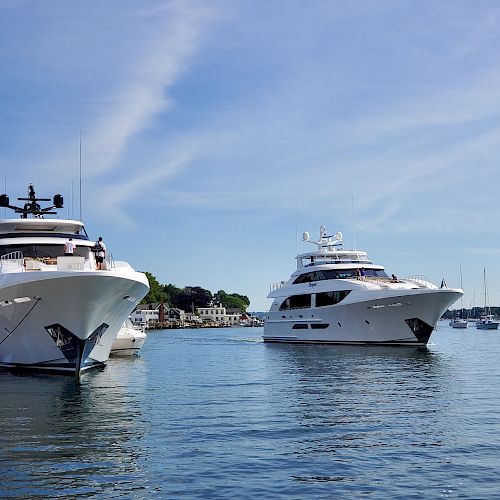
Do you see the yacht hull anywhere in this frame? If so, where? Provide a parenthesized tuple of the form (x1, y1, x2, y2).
(264, 289, 462, 346)
(450, 321, 467, 329)
(476, 322, 499, 330)
(0, 271, 149, 374)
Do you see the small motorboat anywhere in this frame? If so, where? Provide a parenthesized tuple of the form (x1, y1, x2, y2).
(110, 318, 147, 356)
(449, 318, 468, 329)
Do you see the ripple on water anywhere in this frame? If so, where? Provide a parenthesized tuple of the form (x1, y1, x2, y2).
(1, 326, 500, 498)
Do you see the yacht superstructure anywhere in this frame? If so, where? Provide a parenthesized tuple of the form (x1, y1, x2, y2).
(263, 226, 462, 346)
(0, 185, 149, 374)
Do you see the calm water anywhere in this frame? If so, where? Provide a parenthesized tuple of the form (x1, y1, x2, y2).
(1, 324, 500, 498)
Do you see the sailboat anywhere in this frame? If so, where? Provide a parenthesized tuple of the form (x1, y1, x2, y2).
(476, 268, 499, 330)
(450, 266, 467, 329)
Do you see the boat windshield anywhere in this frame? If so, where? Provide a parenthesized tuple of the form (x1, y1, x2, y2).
(0, 244, 91, 259)
(293, 268, 388, 284)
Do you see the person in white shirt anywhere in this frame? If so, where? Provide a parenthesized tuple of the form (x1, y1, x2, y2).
(64, 238, 76, 256)
(95, 236, 106, 270)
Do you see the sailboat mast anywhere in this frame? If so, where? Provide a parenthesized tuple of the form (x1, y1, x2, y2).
(483, 267, 488, 316)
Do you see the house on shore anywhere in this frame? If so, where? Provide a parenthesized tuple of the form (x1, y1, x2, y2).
(196, 304, 244, 325)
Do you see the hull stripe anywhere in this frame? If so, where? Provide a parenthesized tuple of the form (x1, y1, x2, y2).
(263, 338, 425, 346)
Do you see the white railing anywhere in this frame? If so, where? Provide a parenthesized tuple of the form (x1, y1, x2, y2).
(0, 251, 24, 273)
(105, 252, 115, 269)
(270, 281, 287, 292)
(403, 275, 432, 288)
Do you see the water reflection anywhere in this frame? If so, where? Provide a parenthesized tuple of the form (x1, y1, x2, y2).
(0, 359, 148, 498)
(2, 327, 499, 498)
(260, 342, 458, 492)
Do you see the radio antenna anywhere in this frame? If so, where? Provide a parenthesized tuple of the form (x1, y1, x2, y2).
(79, 130, 82, 221)
(351, 190, 357, 250)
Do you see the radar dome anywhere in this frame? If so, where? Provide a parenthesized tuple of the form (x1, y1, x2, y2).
(334, 231, 343, 240)
(302, 232, 310, 241)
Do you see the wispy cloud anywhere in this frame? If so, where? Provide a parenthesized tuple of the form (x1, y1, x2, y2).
(85, 2, 217, 175)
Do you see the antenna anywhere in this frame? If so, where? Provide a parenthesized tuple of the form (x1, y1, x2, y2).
(295, 194, 299, 256)
(79, 131, 82, 221)
(351, 190, 356, 251)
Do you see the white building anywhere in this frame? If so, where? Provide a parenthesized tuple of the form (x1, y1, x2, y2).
(131, 305, 159, 325)
(132, 303, 195, 326)
(196, 304, 241, 325)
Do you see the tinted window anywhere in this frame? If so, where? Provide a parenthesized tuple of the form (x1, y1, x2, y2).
(311, 323, 329, 329)
(293, 268, 387, 284)
(0, 244, 82, 259)
(334, 269, 358, 279)
(293, 271, 326, 284)
(363, 269, 388, 278)
(292, 323, 308, 329)
(279, 294, 312, 310)
(315, 290, 351, 307)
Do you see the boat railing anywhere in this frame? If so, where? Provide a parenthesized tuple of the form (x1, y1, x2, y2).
(0, 251, 24, 272)
(104, 252, 115, 270)
(403, 275, 431, 288)
(270, 281, 287, 292)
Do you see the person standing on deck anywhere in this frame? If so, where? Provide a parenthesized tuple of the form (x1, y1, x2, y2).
(95, 237, 106, 270)
(64, 238, 76, 256)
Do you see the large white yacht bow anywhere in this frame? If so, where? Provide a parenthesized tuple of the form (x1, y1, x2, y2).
(263, 225, 462, 345)
(0, 185, 149, 374)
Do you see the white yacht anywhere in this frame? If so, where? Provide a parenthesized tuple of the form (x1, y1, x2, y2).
(110, 318, 147, 356)
(263, 226, 462, 346)
(0, 185, 149, 374)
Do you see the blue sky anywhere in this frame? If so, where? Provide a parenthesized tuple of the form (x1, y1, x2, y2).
(2, 0, 500, 311)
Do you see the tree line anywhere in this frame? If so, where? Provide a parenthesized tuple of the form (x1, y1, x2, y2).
(141, 272, 251, 312)
(443, 307, 500, 319)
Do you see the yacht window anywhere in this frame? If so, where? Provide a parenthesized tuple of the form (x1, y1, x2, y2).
(315, 290, 351, 307)
(0, 244, 90, 259)
(366, 269, 388, 278)
(293, 268, 387, 284)
(293, 271, 329, 284)
(292, 323, 308, 329)
(311, 323, 329, 329)
(279, 294, 312, 310)
(334, 269, 358, 279)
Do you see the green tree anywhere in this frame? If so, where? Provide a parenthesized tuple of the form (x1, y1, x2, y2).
(213, 289, 250, 312)
(176, 286, 213, 312)
(164, 283, 183, 307)
(142, 272, 169, 304)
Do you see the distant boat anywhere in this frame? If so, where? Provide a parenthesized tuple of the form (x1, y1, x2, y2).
(476, 268, 499, 330)
(450, 318, 468, 329)
(450, 266, 468, 329)
(476, 315, 498, 330)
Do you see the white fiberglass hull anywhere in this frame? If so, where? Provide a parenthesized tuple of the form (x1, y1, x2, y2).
(0, 270, 149, 373)
(110, 327, 147, 356)
(264, 288, 462, 346)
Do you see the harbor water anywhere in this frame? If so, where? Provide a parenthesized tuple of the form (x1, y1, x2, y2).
(1, 324, 500, 498)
